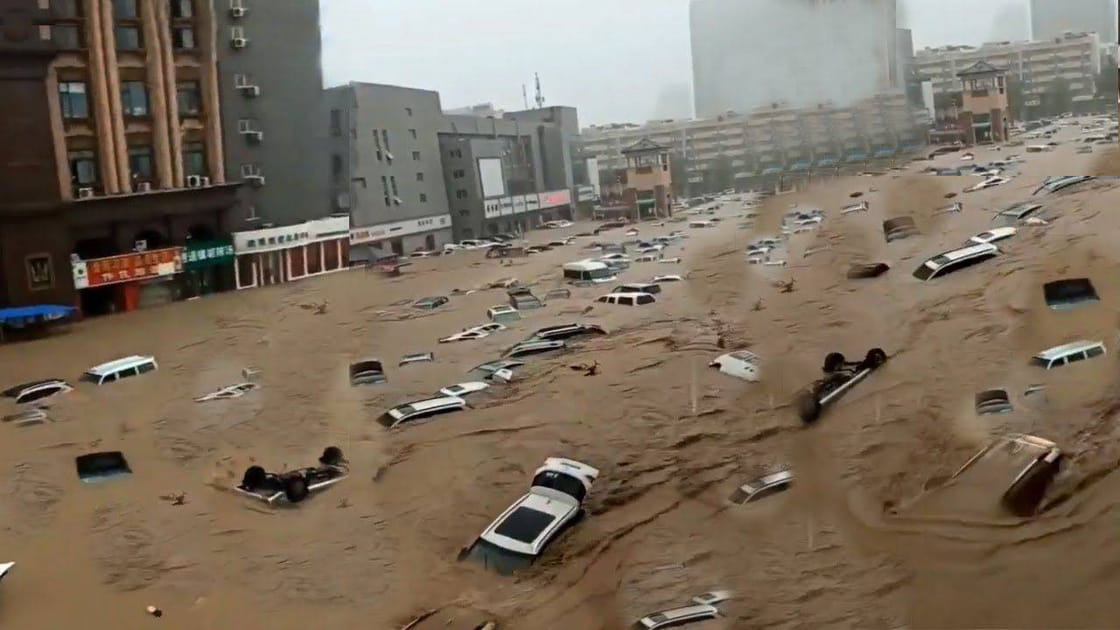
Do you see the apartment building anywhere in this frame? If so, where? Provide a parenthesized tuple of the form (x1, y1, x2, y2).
(213, 0, 328, 228)
(324, 82, 454, 258)
(0, 0, 241, 314)
(1031, 0, 1116, 43)
(580, 90, 928, 194)
(914, 32, 1103, 116)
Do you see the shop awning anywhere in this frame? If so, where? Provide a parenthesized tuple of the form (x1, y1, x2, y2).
(184, 239, 235, 271)
(0, 305, 76, 328)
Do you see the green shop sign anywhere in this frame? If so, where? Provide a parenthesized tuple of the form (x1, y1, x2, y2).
(184, 240, 235, 270)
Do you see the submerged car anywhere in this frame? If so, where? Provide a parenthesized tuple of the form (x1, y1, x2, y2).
(709, 350, 761, 382)
(413, 296, 449, 310)
(795, 348, 888, 424)
(1043, 278, 1099, 310)
(503, 339, 567, 359)
(975, 389, 1013, 415)
(882, 216, 920, 242)
(377, 396, 468, 429)
(235, 446, 349, 505)
(943, 434, 1062, 517)
(526, 323, 607, 342)
(634, 604, 720, 629)
(349, 359, 387, 385)
(728, 470, 792, 504)
(2, 379, 72, 406)
(966, 226, 1016, 246)
(439, 323, 507, 343)
(461, 457, 599, 574)
(467, 359, 526, 383)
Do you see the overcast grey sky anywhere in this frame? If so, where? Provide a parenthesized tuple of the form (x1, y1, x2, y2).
(321, 0, 1029, 125)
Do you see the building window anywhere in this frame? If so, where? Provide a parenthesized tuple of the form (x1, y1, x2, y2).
(116, 26, 141, 50)
(58, 81, 89, 119)
(26, 254, 54, 292)
(381, 129, 390, 151)
(120, 81, 149, 116)
(412, 150, 421, 161)
(331, 154, 343, 182)
(389, 175, 398, 196)
(419, 193, 427, 202)
(183, 142, 206, 176)
(52, 24, 84, 49)
(128, 145, 153, 182)
(52, 0, 82, 18)
(171, 26, 195, 49)
(330, 109, 342, 136)
(177, 81, 201, 115)
(405, 107, 413, 116)
(456, 189, 467, 199)
(113, 0, 138, 19)
(170, 0, 194, 18)
(408, 128, 417, 139)
(416, 172, 424, 182)
(68, 150, 98, 186)
(453, 169, 464, 178)
(381, 176, 390, 206)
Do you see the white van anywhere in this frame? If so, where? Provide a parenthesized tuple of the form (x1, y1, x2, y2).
(81, 355, 158, 385)
(689, 219, 717, 228)
(562, 260, 616, 284)
(596, 292, 656, 306)
(912, 243, 998, 281)
(1031, 340, 1105, 369)
(1025, 144, 1053, 153)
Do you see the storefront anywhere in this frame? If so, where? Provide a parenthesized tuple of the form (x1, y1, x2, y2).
(232, 216, 350, 290)
(70, 247, 185, 315)
(183, 239, 235, 297)
(349, 213, 453, 260)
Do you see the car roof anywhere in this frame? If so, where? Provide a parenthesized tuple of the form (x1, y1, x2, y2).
(395, 395, 466, 412)
(929, 243, 998, 264)
(86, 355, 155, 376)
(976, 227, 1016, 237)
(2, 379, 68, 397)
(640, 604, 719, 625)
(607, 292, 655, 298)
(443, 381, 489, 393)
(1035, 339, 1104, 361)
(480, 491, 577, 554)
(488, 304, 516, 312)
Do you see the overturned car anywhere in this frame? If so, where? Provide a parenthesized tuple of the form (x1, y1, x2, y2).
(795, 348, 888, 424)
(234, 447, 349, 505)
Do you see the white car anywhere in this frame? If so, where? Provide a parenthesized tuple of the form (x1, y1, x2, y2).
(651, 274, 684, 283)
(599, 252, 630, 262)
(439, 323, 506, 343)
(964, 176, 1010, 193)
(462, 458, 599, 573)
(967, 226, 1016, 246)
(542, 220, 573, 229)
(487, 304, 521, 323)
(709, 350, 761, 382)
(841, 200, 869, 214)
(438, 382, 491, 398)
(0, 562, 13, 583)
(635, 604, 720, 629)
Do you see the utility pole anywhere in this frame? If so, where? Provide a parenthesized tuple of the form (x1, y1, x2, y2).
(522, 84, 529, 110)
(534, 73, 545, 109)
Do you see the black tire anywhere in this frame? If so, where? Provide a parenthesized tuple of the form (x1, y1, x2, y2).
(823, 352, 846, 373)
(864, 348, 887, 369)
(241, 465, 267, 491)
(319, 446, 345, 466)
(284, 475, 311, 503)
(796, 391, 822, 425)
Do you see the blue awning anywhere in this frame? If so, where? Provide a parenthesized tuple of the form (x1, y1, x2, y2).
(815, 157, 839, 166)
(844, 153, 867, 162)
(791, 161, 811, 171)
(0, 305, 76, 328)
(761, 167, 782, 175)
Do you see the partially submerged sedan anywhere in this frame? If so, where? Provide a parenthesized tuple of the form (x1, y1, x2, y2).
(461, 458, 599, 574)
(2, 379, 72, 406)
(729, 470, 792, 504)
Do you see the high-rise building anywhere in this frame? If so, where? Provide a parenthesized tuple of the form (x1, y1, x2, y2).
(214, 0, 328, 228)
(690, 0, 898, 118)
(1030, 0, 1117, 43)
(0, 0, 241, 313)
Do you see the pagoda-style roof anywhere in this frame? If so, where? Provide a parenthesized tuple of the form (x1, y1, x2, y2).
(620, 137, 668, 155)
(957, 60, 1005, 77)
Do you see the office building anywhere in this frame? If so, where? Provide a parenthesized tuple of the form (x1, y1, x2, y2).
(324, 82, 454, 257)
(0, 0, 240, 314)
(1031, 0, 1117, 43)
(914, 32, 1104, 118)
(214, 0, 328, 227)
(580, 90, 928, 195)
(690, 0, 898, 118)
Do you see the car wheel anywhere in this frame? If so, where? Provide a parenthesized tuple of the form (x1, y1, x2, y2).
(241, 465, 267, 491)
(796, 391, 822, 425)
(823, 352, 846, 372)
(284, 475, 311, 503)
(864, 348, 887, 368)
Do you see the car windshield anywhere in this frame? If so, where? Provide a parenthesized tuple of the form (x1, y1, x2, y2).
(532, 470, 587, 502)
(466, 537, 537, 575)
(493, 505, 555, 544)
(728, 485, 753, 504)
(80, 372, 102, 384)
(912, 261, 938, 281)
(1029, 356, 1052, 368)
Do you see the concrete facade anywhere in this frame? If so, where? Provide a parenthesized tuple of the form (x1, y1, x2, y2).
(214, 0, 328, 228)
(324, 83, 454, 256)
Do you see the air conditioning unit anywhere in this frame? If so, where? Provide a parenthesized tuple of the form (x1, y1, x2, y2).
(241, 129, 263, 142)
(186, 175, 203, 187)
(240, 85, 260, 97)
(77, 187, 95, 199)
(136, 182, 152, 192)
(230, 6, 247, 17)
(200, 176, 211, 186)
(231, 37, 248, 49)
(245, 174, 266, 186)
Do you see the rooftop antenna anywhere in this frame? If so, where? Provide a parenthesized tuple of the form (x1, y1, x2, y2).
(522, 84, 529, 110)
(534, 73, 545, 109)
